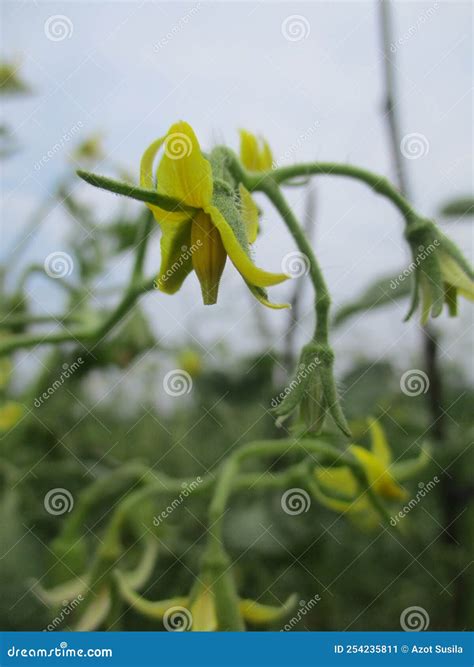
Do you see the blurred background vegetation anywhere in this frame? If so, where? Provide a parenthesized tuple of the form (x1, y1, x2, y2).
(1, 0, 473, 633)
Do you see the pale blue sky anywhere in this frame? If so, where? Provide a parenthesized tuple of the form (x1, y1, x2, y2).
(1, 1, 472, 375)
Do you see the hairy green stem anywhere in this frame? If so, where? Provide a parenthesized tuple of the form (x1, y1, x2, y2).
(76, 170, 196, 214)
(260, 179, 330, 342)
(271, 162, 417, 225)
(206, 438, 381, 557)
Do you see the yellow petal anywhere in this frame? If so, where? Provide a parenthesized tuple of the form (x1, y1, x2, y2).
(191, 211, 227, 305)
(368, 418, 391, 467)
(311, 476, 355, 513)
(351, 445, 407, 501)
(239, 129, 273, 171)
(157, 121, 213, 209)
(440, 254, 474, 300)
(239, 184, 259, 244)
(140, 136, 180, 222)
(420, 274, 433, 324)
(239, 129, 260, 171)
(260, 139, 274, 171)
(115, 570, 188, 621)
(155, 219, 193, 294)
(239, 594, 297, 626)
(190, 587, 218, 632)
(206, 205, 289, 288)
(247, 284, 290, 310)
(316, 466, 359, 498)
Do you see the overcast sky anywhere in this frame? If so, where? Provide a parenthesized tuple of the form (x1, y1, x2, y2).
(1, 1, 472, 378)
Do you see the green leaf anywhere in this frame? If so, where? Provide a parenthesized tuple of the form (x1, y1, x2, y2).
(439, 196, 474, 219)
(333, 272, 412, 326)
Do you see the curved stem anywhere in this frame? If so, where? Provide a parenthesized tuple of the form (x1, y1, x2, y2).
(260, 179, 330, 342)
(206, 437, 388, 557)
(271, 162, 417, 225)
(0, 313, 83, 329)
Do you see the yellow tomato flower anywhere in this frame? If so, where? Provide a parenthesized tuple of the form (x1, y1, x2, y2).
(0, 401, 23, 431)
(115, 569, 296, 631)
(405, 221, 473, 323)
(141, 121, 289, 308)
(419, 251, 474, 323)
(313, 419, 410, 517)
(239, 129, 274, 172)
(34, 538, 158, 631)
(176, 348, 203, 377)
